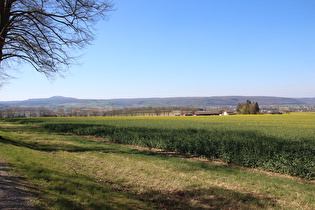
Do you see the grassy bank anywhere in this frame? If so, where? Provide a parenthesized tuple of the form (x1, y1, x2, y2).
(0, 120, 314, 209)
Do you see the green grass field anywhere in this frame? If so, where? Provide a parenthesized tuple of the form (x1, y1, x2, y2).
(10, 113, 314, 179)
(0, 113, 314, 209)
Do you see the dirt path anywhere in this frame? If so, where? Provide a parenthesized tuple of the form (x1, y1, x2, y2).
(0, 156, 36, 209)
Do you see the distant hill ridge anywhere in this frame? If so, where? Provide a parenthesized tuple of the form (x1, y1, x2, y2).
(1, 96, 315, 109)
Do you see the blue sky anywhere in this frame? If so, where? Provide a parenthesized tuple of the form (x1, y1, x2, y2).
(1, 0, 314, 101)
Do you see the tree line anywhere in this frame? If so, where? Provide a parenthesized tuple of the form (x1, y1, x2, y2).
(0, 106, 196, 118)
(236, 100, 260, 114)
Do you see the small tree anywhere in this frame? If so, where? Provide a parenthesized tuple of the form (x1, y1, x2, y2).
(249, 103, 256, 114)
(166, 106, 173, 116)
(56, 108, 65, 117)
(237, 103, 245, 113)
(254, 102, 260, 114)
(147, 106, 153, 116)
(241, 106, 247, 114)
(154, 107, 161, 116)
(38, 107, 55, 117)
(90, 107, 100, 116)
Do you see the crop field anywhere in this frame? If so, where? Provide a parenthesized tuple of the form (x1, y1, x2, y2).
(5, 112, 315, 179)
(0, 113, 315, 209)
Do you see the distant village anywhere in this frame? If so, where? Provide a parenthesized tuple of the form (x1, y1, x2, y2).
(0, 102, 314, 118)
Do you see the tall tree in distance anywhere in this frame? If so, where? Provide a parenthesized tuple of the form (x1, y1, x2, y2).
(236, 102, 245, 113)
(0, 0, 114, 80)
(237, 100, 260, 114)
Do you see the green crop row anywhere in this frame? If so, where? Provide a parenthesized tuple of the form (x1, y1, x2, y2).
(42, 122, 314, 179)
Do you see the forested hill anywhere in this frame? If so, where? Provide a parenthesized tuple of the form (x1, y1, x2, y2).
(106, 96, 314, 107)
(1, 96, 314, 109)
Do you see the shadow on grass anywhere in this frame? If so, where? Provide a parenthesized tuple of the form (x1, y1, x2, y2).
(0, 124, 125, 153)
(0, 135, 112, 153)
(10, 162, 151, 209)
(0, 118, 46, 124)
(140, 187, 277, 209)
(9, 159, 278, 210)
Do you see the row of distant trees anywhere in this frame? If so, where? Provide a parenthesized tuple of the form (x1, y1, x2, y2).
(1, 107, 56, 118)
(0, 106, 196, 118)
(103, 106, 176, 117)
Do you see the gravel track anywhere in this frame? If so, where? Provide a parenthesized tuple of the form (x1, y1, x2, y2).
(0, 156, 36, 209)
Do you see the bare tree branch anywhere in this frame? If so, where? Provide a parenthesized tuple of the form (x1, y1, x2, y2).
(0, 0, 114, 80)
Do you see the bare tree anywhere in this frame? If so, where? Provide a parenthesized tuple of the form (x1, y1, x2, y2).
(154, 107, 161, 116)
(166, 106, 172, 116)
(0, 0, 114, 79)
(56, 107, 65, 117)
(147, 106, 152, 116)
(3, 107, 15, 117)
(38, 106, 55, 117)
(90, 107, 100, 116)
(28, 107, 38, 117)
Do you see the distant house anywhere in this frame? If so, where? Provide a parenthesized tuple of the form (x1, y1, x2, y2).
(223, 111, 236, 115)
(194, 111, 221, 116)
(265, 111, 282, 115)
(182, 113, 193, 116)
